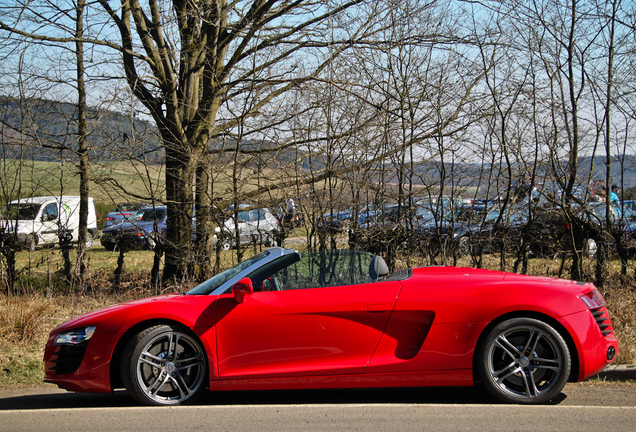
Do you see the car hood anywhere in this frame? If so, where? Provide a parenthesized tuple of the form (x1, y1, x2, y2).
(49, 294, 219, 334)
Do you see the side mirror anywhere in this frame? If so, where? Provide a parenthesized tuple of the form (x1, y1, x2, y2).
(232, 277, 253, 304)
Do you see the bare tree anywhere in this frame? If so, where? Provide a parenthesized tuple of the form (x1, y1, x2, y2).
(0, 0, 119, 288)
(90, 0, 398, 281)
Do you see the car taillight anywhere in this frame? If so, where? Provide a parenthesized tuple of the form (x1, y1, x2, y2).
(579, 289, 606, 309)
(580, 289, 615, 337)
(106, 216, 114, 221)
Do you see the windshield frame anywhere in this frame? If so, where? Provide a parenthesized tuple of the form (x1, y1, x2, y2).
(186, 247, 295, 295)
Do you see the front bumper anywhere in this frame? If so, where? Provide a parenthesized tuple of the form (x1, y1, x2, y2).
(43, 330, 119, 393)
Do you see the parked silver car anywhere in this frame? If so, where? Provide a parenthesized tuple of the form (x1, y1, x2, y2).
(214, 205, 280, 250)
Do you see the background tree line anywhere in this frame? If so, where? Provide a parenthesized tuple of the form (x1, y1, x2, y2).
(1, 0, 635, 291)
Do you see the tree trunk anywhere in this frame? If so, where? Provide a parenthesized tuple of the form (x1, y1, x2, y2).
(162, 142, 195, 282)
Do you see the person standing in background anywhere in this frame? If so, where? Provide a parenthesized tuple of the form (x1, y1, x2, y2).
(285, 197, 296, 233)
(609, 185, 620, 202)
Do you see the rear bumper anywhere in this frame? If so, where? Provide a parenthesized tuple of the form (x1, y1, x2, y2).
(558, 309, 619, 381)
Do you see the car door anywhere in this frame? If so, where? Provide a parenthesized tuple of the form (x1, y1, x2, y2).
(214, 280, 401, 379)
(38, 202, 60, 244)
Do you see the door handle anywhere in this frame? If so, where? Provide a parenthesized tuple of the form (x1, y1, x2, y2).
(365, 304, 392, 312)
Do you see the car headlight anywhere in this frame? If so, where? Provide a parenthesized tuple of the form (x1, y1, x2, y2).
(53, 326, 96, 346)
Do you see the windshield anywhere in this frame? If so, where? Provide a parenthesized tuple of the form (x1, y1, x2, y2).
(1, 203, 41, 220)
(186, 250, 271, 295)
(265, 249, 375, 290)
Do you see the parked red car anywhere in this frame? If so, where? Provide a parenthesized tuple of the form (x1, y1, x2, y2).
(44, 247, 618, 406)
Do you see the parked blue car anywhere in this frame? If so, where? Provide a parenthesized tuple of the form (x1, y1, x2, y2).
(104, 203, 147, 228)
(318, 203, 386, 232)
(100, 206, 167, 251)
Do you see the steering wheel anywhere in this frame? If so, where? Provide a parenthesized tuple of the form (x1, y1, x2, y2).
(262, 276, 282, 291)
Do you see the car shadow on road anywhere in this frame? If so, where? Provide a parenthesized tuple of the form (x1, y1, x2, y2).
(0, 386, 567, 410)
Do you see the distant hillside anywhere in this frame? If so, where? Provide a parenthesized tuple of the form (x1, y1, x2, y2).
(0, 96, 163, 164)
(578, 155, 636, 186)
(2, 97, 635, 194)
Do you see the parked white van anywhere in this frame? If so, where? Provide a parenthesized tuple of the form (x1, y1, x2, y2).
(0, 196, 98, 250)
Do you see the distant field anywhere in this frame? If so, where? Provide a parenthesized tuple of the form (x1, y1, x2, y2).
(1, 158, 295, 219)
(0, 158, 286, 204)
(0, 159, 166, 205)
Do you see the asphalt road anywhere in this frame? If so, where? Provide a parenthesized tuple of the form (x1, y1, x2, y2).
(0, 381, 634, 432)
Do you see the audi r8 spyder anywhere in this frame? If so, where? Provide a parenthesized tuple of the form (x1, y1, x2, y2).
(44, 247, 618, 406)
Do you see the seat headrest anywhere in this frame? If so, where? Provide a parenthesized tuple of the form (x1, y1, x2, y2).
(369, 255, 389, 281)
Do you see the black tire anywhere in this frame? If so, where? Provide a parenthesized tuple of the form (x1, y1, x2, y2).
(457, 236, 471, 257)
(266, 231, 278, 247)
(26, 234, 37, 252)
(218, 235, 232, 251)
(476, 317, 570, 404)
(121, 324, 207, 406)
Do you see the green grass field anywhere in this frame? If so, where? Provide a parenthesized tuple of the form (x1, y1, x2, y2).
(1, 159, 166, 204)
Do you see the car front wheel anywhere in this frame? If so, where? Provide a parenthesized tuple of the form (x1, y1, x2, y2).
(26, 234, 37, 252)
(266, 231, 278, 247)
(121, 324, 207, 406)
(85, 233, 93, 249)
(476, 317, 570, 404)
(218, 235, 232, 251)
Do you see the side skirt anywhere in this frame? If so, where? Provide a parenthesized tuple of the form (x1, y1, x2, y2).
(209, 369, 473, 391)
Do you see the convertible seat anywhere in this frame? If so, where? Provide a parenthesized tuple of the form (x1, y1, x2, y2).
(369, 255, 389, 282)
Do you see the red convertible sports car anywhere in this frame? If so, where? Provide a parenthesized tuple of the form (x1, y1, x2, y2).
(44, 247, 618, 406)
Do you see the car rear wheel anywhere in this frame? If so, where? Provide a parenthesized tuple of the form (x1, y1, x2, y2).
(476, 317, 570, 404)
(583, 238, 597, 258)
(121, 324, 207, 406)
(457, 236, 471, 256)
(266, 231, 278, 247)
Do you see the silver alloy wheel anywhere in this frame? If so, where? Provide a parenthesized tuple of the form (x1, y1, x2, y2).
(584, 238, 597, 258)
(219, 236, 231, 251)
(126, 326, 206, 405)
(478, 318, 570, 404)
(26, 234, 36, 252)
(267, 231, 278, 247)
(85, 233, 93, 249)
(457, 236, 470, 256)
